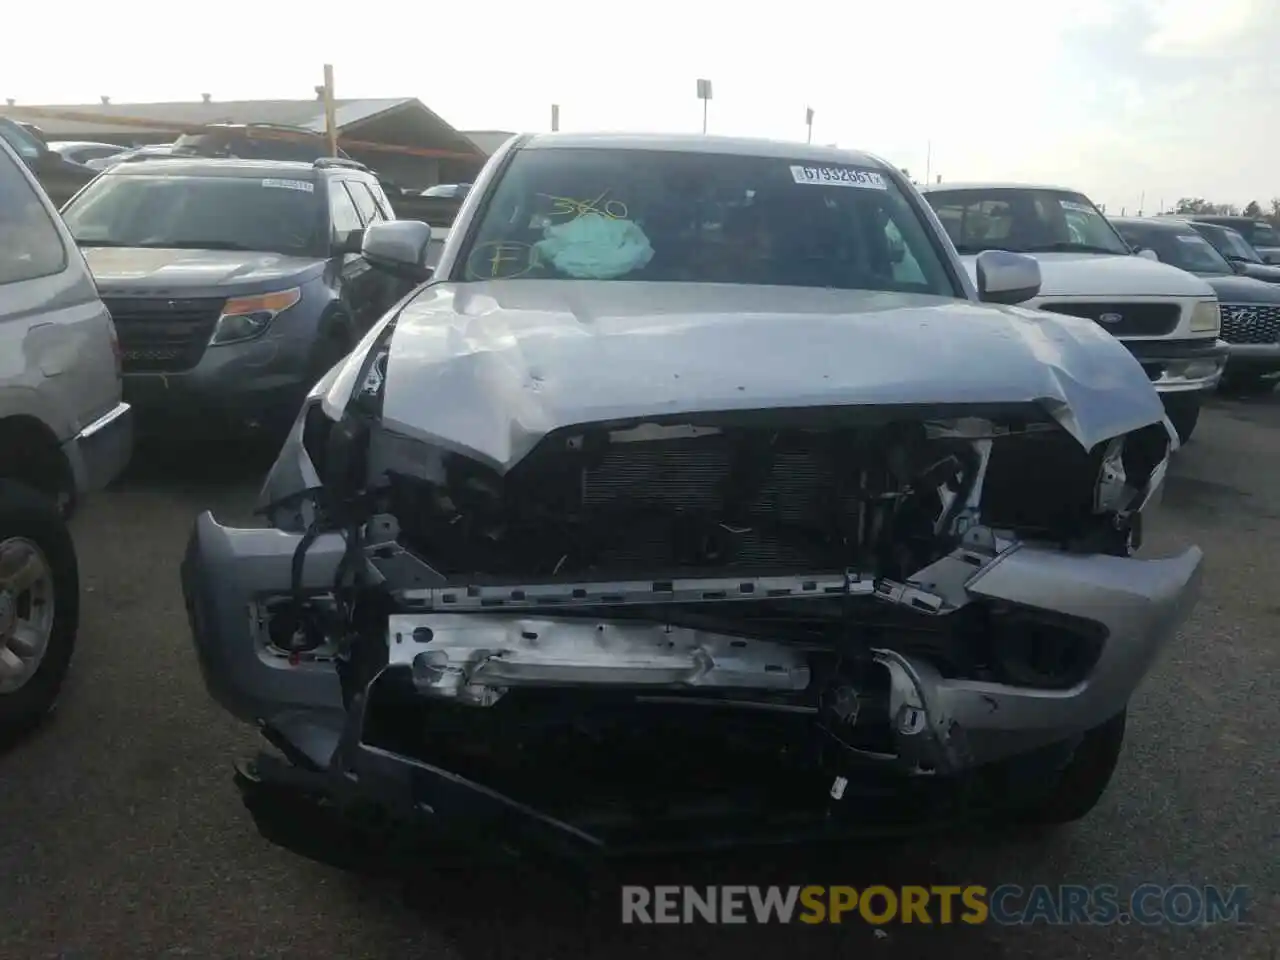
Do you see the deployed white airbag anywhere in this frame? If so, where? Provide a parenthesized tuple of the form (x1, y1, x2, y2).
(534, 212, 654, 279)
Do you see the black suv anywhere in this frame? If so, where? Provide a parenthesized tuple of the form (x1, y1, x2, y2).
(1182, 219, 1280, 285)
(58, 156, 417, 435)
(1180, 215, 1280, 265)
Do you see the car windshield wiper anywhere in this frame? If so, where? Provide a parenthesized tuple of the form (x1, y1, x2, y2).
(1020, 241, 1128, 255)
(75, 239, 130, 247)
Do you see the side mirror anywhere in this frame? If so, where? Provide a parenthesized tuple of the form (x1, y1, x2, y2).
(363, 220, 435, 283)
(334, 228, 365, 256)
(974, 249, 1041, 305)
(1135, 248, 1160, 262)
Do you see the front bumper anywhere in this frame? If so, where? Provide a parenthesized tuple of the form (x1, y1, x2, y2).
(124, 336, 313, 432)
(1126, 337, 1229, 393)
(1221, 342, 1280, 374)
(63, 401, 133, 496)
(182, 510, 1203, 848)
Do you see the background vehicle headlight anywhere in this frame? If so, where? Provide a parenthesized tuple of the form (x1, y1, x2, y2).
(1190, 300, 1221, 334)
(209, 287, 302, 345)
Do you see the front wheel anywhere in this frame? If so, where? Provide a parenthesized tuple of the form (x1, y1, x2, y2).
(0, 480, 80, 745)
(1002, 711, 1128, 827)
(1220, 371, 1276, 398)
(1162, 395, 1201, 445)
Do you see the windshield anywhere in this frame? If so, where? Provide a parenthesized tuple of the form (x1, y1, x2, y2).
(924, 188, 1132, 256)
(1115, 224, 1232, 275)
(1251, 221, 1280, 247)
(458, 147, 959, 296)
(1200, 224, 1262, 263)
(61, 173, 326, 256)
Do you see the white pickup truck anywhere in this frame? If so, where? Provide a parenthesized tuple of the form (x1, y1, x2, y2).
(920, 182, 1227, 442)
(0, 135, 132, 739)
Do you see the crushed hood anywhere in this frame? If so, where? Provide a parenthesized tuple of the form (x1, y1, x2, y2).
(371, 280, 1168, 472)
(957, 252, 1216, 299)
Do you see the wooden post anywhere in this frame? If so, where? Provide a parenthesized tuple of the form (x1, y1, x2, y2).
(323, 64, 338, 157)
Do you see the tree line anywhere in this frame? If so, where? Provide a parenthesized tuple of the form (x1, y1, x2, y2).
(1173, 198, 1280, 224)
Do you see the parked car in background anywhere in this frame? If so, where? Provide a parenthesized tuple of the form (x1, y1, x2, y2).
(420, 182, 471, 199)
(85, 144, 176, 171)
(1179, 215, 1280, 265)
(47, 141, 127, 168)
(182, 133, 1200, 874)
(58, 156, 416, 437)
(0, 117, 98, 207)
(921, 182, 1226, 442)
(1113, 216, 1280, 395)
(1182, 220, 1280, 284)
(0, 136, 132, 741)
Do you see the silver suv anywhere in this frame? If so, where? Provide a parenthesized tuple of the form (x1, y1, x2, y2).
(0, 136, 132, 740)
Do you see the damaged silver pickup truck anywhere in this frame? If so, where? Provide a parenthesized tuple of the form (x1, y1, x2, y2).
(181, 133, 1203, 872)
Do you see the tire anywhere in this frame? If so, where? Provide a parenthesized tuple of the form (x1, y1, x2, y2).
(1163, 397, 1201, 445)
(0, 480, 80, 744)
(1220, 372, 1275, 398)
(1005, 710, 1127, 827)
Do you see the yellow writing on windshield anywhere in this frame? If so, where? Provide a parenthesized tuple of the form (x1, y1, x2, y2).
(465, 241, 538, 280)
(539, 191, 629, 221)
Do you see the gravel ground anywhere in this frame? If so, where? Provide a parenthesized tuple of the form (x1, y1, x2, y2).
(0, 396, 1276, 959)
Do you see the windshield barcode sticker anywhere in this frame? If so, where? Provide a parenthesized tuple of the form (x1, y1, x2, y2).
(790, 165, 886, 190)
(262, 178, 315, 192)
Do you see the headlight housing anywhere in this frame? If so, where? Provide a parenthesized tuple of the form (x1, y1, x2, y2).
(1190, 299, 1221, 334)
(209, 287, 302, 345)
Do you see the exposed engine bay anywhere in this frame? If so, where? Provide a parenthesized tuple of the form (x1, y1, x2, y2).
(224, 397, 1181, 833)
(370, 413, 1166, 582)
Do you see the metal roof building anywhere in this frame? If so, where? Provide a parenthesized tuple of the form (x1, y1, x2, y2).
(0, 97, 489, 188)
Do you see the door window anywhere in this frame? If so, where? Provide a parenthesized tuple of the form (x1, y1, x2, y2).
(329, 181, 363, 241)
(0, 146, 67, 285)
(344, 181, 385, 225)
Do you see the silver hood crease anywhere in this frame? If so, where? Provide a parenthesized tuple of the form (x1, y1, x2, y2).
(329, 280, 1174, 471)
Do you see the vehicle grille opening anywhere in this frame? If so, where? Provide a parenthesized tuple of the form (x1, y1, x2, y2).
(101, 296, 226, 373)
(1037, 301, 1181, 338)
(1219, 303, 1280, 345)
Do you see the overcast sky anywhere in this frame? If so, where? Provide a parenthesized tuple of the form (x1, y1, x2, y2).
(5, 0, 1277, 213)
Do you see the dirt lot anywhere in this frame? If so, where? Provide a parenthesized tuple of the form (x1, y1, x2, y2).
(0, 396, 1277, 959)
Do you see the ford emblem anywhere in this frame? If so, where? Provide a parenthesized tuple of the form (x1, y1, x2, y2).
(1098, 312, 1123, 325)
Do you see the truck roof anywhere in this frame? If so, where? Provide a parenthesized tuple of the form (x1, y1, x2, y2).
(518, 132, 886, 168)
(107, 158, 324, 178)
(919, 181, 1084, 195)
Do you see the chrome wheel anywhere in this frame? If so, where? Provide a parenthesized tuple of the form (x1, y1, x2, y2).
(0, 537, 56, 695)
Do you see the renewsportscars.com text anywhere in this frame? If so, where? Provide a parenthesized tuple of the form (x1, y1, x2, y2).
(621, 884, 1249, 926)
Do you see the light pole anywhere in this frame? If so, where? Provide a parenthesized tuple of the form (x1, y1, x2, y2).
(551, 103, 560, 132)
(805, 107, 814, 144)
(696, 79, 712, 133)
